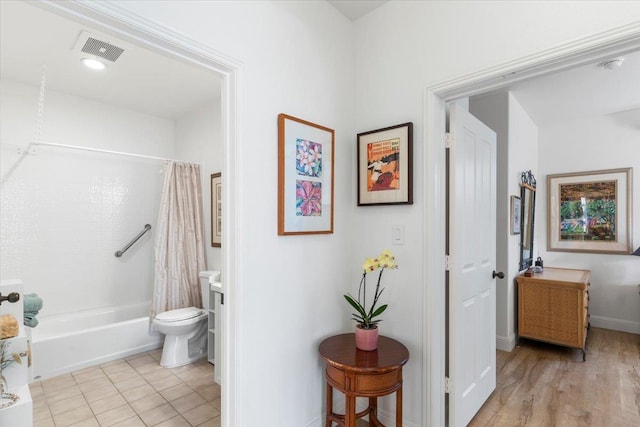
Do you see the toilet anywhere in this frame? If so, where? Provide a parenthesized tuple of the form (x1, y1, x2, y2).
(153, 270, 220, 368)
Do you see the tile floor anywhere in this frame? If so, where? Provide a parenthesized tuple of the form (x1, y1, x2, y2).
(30, 349, 221, 427)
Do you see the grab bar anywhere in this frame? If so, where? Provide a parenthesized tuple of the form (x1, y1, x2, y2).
(115, 224, 152, 258)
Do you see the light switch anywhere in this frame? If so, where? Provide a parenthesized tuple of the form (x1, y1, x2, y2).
(392, 225, 404, 245)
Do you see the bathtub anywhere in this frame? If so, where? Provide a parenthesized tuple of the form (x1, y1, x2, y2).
(29, 302, 163, 381)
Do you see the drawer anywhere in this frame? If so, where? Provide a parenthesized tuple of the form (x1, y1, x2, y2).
(326, 365, 345, 388)
(354, 370, 401, 394)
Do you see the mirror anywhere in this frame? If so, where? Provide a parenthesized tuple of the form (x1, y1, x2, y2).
(519, 171, 537, 271)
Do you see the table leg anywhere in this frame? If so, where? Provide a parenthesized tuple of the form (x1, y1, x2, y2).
(396, 386, 403, 427)
(325, 382, 333, 427)
(345, 394, 356, 427)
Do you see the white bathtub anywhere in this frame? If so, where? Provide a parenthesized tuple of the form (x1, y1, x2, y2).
(29, 302, 163, 381)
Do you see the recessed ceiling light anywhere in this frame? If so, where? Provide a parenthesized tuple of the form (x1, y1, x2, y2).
(81, 58, 106, 71)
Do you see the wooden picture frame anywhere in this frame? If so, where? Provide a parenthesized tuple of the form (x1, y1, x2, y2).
(511, 195, 521, 235)
(357, 122, 413, 206)
(547, 167, 632, 254)
(278, 113, 334, 235)
(211, 172, 222, 247)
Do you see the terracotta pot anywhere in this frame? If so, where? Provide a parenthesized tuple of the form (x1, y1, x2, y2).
(355, 325, 379, 351)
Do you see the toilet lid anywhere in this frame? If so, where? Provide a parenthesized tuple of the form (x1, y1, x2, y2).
(156, 307, 204, 322)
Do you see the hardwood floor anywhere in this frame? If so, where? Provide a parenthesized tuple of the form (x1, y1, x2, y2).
(469, 327, 640, 426)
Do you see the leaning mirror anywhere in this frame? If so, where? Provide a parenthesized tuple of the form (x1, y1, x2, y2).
(519, 171, 537, 271)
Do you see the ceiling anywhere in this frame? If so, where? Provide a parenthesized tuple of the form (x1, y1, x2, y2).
(1, 1, 638, 127)
(0, 1, 221, 120)
(328, 0, 388, 21)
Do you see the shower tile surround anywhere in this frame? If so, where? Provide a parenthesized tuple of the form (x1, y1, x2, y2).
(29, 349, 220, 427)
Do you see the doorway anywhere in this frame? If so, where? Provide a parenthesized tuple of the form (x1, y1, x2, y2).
(0, 1, 241, 425)
(423, 26, 640, 427)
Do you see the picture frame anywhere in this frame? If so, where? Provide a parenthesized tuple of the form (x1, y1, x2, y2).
(511, 195, 521, 235)
(547, 167, 632, 254)
(357, 122, 413, 206)
(278, 113, 334, 235)
(211, 172, 222, 247)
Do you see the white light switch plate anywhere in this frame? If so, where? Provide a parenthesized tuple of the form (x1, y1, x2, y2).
(392, 225, 404, 245)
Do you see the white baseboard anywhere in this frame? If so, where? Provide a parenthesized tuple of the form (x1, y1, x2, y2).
(590, 315, 640, 335)
(496, 334, 516, 352)
(304, 418, 322, 427)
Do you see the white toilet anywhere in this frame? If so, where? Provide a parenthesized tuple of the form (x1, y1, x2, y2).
(153, 270, 220, 368)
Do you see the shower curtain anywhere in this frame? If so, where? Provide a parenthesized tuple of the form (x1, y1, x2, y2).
(151, 161, 207, 321)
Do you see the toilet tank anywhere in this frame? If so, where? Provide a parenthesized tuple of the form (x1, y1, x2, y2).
(199, 271, 221, 309)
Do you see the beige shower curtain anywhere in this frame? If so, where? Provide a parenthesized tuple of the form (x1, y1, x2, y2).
(151, 161, 207, 321)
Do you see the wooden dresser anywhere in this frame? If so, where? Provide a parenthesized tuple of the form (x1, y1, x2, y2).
(516, 267, 591, 361)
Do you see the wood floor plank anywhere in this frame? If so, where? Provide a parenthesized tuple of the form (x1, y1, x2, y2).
(468, 327, 640, 426)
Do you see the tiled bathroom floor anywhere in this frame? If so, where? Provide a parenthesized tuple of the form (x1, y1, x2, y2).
(30, 349, 221, 427)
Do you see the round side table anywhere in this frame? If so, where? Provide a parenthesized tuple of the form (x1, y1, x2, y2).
(319, 333, 409, 427)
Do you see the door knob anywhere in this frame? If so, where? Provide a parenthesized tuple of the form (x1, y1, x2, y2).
(492, 271, 505, 279)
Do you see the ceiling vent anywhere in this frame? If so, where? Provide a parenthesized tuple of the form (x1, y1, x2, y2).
(73, 30, 125, 63)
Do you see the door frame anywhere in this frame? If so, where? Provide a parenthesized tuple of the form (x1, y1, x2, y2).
(422, 22, 640, 427)
(36, 1, 244, 426)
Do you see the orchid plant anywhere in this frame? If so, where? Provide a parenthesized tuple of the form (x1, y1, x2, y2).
(344, 250, 398, 330)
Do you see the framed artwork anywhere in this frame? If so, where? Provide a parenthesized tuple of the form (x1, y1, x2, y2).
(547, 168, 632, 254)
(357, 122, 413, 206)
(211, 172, 222, 247)
(511, 195, 521, 235)
(278, 113, 334, 235)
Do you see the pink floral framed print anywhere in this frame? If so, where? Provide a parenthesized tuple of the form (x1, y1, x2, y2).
(278, 114, 334, 235)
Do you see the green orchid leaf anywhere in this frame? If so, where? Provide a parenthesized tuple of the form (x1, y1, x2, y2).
(371, 304, 388, 318)
(344, 294, 367, 317)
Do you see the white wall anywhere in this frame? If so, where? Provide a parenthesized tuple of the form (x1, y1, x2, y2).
(537, 109, 640, 333)
(470, 92, 539, 352)
(110, 1, 356, 425)
(175, 100, 223, 271)
(0, 79, 174, 316)
(354, 2, 640, 424)
(27, 0, 640, 425)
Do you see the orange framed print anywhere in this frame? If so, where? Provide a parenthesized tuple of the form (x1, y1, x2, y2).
(211, 172, 222, 247)
(278, 114, 334, 235)
(547, 167, 633, 254)
(357, 122, 413, 206)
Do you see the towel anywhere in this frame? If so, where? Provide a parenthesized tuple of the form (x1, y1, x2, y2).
(0, 314, 19, 339)
(23, 293, 43, 327)
(23, 293, 43, 313)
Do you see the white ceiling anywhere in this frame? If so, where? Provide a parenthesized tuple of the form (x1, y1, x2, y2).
(1, 1, 638, 127)
(328, 0, 388, 21)
(0, 1, 221, 121)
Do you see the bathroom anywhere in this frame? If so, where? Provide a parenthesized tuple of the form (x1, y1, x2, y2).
(1, 0, 222, 393)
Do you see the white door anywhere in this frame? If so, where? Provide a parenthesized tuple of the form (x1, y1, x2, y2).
(448, 103, 497, 426)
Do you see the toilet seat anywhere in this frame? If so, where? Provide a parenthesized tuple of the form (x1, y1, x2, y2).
(155, 307, 204, 322)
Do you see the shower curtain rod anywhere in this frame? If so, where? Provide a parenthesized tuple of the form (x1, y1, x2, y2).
(25, 141, 200, 165)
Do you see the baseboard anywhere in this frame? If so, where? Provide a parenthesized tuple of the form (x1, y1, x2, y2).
(304, 418, 322, 427)
(590, 315, 640, 335)
(496, 334, 516, 352)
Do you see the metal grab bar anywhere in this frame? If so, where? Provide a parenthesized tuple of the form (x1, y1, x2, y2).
(115, 224, 152, 258)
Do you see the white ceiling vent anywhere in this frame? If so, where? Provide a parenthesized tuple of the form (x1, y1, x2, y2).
(73, 30, 124, 63)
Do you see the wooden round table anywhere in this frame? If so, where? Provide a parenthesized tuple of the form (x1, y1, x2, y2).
(318, 333, 409, 427)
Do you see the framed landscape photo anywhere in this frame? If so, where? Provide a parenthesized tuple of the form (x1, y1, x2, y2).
(278, 113, 334, 235)
(511, 195, 521, 235)
(547, 168, 632, 254)
(357, 122, 413, 206)
(211, 172, 222, 247)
